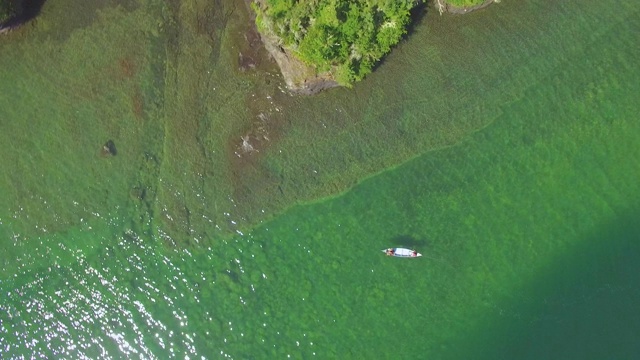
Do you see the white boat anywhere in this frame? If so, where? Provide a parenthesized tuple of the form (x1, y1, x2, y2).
(382, 248, 422, 258)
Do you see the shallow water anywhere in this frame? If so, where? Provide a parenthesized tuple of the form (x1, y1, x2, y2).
(1, 0, 639, 358)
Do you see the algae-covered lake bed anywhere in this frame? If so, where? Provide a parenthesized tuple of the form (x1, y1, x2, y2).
(1, 0, 639, 358)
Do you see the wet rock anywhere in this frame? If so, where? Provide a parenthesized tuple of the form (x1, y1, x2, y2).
(238, 51, 258, 72)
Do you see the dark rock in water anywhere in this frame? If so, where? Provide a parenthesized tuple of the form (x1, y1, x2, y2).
(101, 140, 117, 156)
(130, 186, 146, 201)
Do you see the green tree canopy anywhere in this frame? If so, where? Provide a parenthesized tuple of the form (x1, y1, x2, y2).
(256, 0, 417, 85)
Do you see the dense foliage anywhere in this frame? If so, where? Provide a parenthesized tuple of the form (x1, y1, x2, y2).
(254, 0, 417, 85)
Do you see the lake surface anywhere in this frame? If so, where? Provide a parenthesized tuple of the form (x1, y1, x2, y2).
(1, 0, 639, 358)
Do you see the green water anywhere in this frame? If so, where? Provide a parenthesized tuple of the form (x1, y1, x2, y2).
(1, 0, 639, 358)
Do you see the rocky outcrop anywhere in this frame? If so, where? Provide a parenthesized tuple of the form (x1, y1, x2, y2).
(257, 28, 340, 95)
(248, 0, 339, 95)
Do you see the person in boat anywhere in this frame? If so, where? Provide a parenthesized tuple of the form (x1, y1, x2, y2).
(386, 248, 395, 256)
(412, 250, 418, 257)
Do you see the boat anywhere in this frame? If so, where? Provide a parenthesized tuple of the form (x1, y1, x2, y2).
(382, 248, 422, 258)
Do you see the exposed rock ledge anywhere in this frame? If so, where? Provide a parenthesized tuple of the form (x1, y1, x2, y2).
(249, 0, 339, 95)
(258, 27, 340, 96)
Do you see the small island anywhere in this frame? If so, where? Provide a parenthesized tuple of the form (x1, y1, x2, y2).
(250, 0, 494, 94)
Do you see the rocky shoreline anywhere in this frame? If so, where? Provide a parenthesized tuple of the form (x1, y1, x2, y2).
(250, 0, 497, 95)
(444, 0, 496, 15)
(248, 0, 340, 95)
(257, 24, 340, 95)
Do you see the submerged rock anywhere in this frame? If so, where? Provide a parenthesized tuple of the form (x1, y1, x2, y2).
(130, 186, 146, 201)
(101, 140, 117, 156)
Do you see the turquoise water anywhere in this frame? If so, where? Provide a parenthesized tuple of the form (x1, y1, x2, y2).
(1, 0, 640, 358)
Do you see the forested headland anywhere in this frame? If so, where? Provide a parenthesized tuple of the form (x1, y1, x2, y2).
(253, 0, 419, 85)
(251, 0, 492, 92)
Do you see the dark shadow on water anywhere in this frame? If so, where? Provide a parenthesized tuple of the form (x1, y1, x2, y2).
(19, 0, 46, 21)
(0, 0, 47, 30)
(406, 1, 429, 36)
(364, 2, 428, 77)
(446, 207, 640, 360)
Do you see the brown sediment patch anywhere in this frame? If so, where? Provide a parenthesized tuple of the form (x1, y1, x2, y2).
(132, 87, 144, 120)
(232, 0, 279, 75)
(226, 0, 289, 191)
(201, 0, 293, 229)
(118, 57, 136, 79)
(225, 88, 292, 225)
(238, 50, 258, 72)
(237, 15, 266, 72)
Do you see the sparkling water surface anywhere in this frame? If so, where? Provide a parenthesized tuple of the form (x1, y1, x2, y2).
(1, 0, 639, 358)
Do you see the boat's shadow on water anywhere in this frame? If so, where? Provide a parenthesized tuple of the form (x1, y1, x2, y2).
(391, 234, 460, 270)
